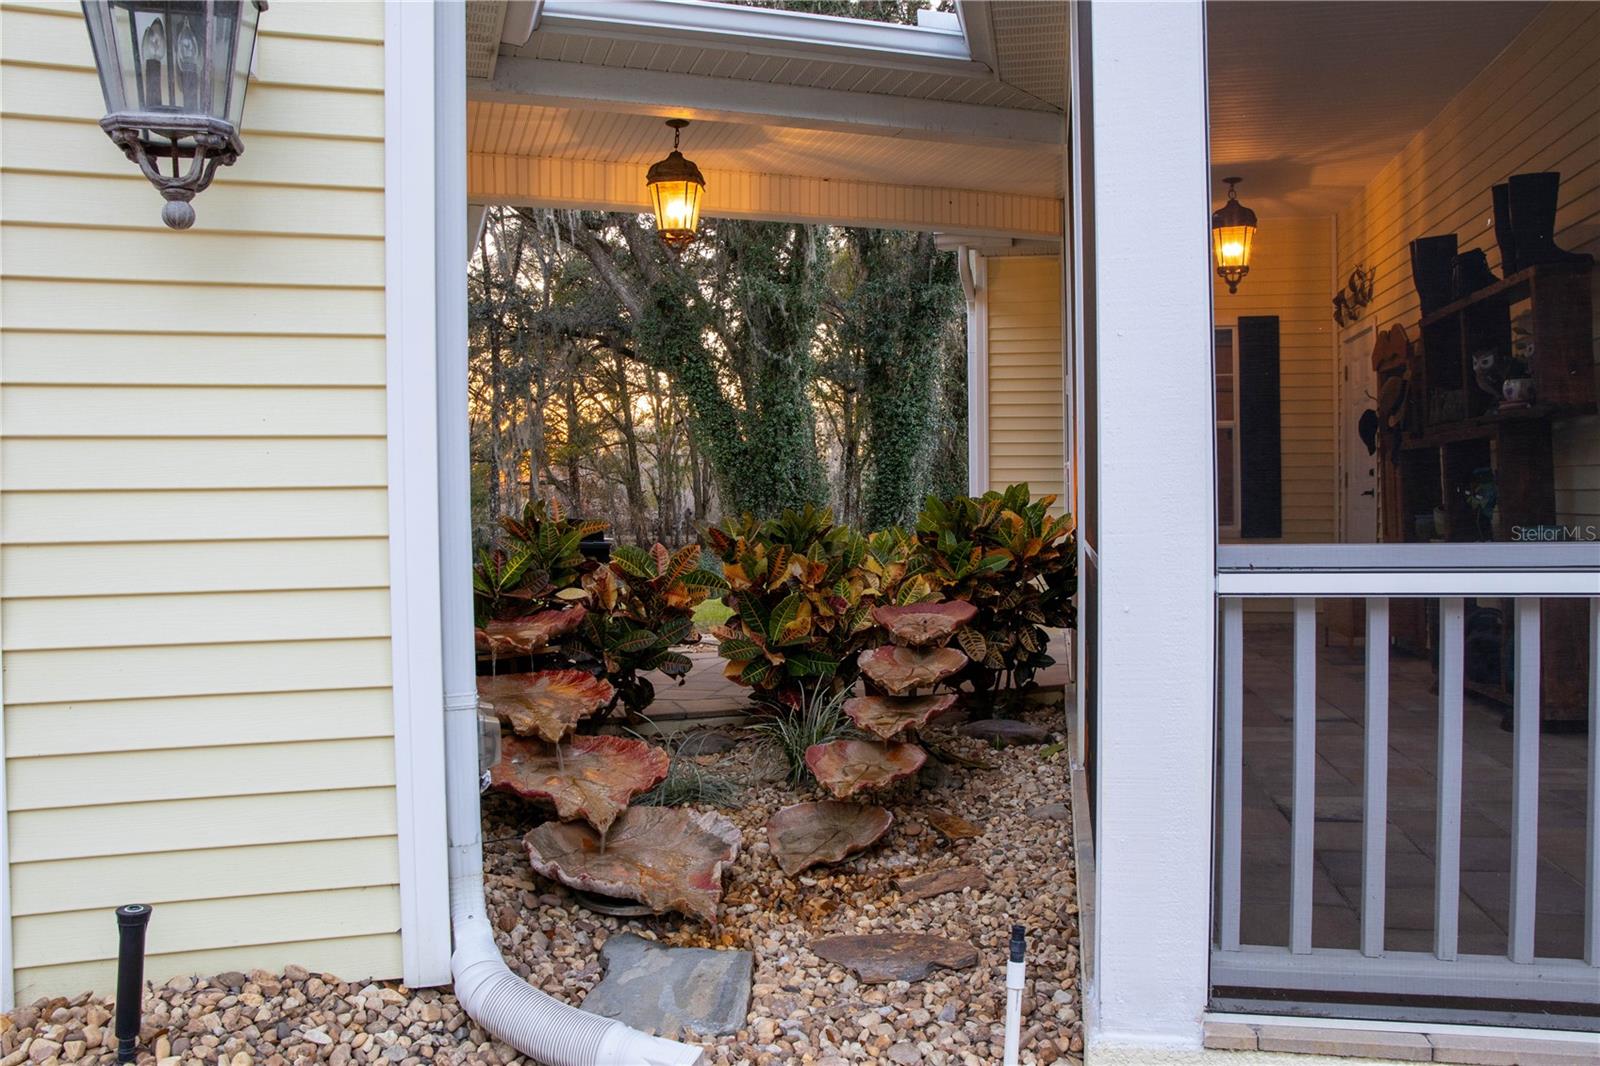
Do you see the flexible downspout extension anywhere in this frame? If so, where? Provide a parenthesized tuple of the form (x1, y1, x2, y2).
(431, 6, 702, 1062)
(443, 699, 704, 1065)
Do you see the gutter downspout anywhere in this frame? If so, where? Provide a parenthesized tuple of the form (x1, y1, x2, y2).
(432, 5, 701, 1063)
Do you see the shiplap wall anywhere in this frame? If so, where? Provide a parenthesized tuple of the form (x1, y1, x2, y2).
(0, 1, 401, 999)
(986, 255, 1067, 509)
(1213, 215, 1337, 543)
(1335, 1, 1600, 525)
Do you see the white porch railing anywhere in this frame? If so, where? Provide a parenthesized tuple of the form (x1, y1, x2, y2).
(1211, 544, 1600, 1007)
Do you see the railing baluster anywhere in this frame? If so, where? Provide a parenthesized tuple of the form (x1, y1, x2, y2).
(1508, 597, 1542, 964)
(1435, 597, 1465, 962)
(1586, 596, 1599, 968)
(1291, 597, 1317, 955)
(1219, 597, 1245, 951)
(1362, 597, 1390, 958)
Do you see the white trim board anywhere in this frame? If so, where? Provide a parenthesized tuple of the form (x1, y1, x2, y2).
(1205, 1012, 1600, 1045)
(965, 251, 990, 494)
(383, 0, 452, 988)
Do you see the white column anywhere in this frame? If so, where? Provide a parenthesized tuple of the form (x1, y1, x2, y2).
(1079, 0, 1215, 1050)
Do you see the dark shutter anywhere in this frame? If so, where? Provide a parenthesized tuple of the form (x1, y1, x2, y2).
(1238, 315, 1282, 539)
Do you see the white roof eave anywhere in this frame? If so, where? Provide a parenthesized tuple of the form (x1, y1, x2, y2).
(529, 0, 989, 79)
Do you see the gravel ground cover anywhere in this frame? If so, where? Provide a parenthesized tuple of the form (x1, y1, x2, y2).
(482, 698, 1083, 1066)
(2, 704, 1080, 1066)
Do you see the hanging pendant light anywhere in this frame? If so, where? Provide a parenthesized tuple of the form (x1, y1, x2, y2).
(646, 118, 705, 251)
(1211, 177, 1258, 294)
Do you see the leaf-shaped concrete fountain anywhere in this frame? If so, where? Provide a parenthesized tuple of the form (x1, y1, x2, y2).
(870, 601, 977, 647)
(857, 646, 968, 695)
(805, 739, 927, 799)
(523, 807, 742, 922)
(477, 669, 613, 743)
(766, 800, 893, 876)
(490, 733, 670, 834)
(843, 693, 958, 741)
(475, 605, 587, 657)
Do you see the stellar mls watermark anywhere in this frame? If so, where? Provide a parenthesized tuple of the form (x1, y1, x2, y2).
(1509, 524, 1598, 542)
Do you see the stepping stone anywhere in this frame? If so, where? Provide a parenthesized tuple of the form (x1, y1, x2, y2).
(811, 933, 979, 984)
(675, 729, 739, 756)
(960, 719, 1051, 745)
(1028, 802, 1072, 821)
(896, 865, 986, 902)
(580, 933, 753, 1037)
(925, 809, 982, 842)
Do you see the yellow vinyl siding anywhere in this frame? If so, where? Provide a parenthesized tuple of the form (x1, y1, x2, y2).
(986, 255, 1066, 508)
(1335, 2, 1600, 525)
(1214, 215, 1337, 543)
(0, 0, 399, 1000)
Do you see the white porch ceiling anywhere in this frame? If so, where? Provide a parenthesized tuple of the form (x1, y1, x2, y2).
(1208, 0, 1544, 217)
(464, 0, 1069, 237)
(467, 101, 1062, 199)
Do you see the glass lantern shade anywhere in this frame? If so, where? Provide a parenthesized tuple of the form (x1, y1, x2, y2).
(646, 150, 705, 251)
(81, 0, 266, 228)
(1211, 179, 1257, 294)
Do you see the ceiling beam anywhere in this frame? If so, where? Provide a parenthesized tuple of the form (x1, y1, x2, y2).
(472, 58, 1064, 148)
(468, 153, 1065, 239)
(530, 0, 985, 78)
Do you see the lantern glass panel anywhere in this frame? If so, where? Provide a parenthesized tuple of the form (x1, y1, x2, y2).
(85, 2, 259, 151)
(1212, 222, 1253, 274)
(222, 1, 262, 128)
(649, 178, 703, 238)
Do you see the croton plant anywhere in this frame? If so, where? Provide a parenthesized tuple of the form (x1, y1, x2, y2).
(705, 504, 885, 698)
(577, 542, 727, 717)
(914, 483, 1077, 691)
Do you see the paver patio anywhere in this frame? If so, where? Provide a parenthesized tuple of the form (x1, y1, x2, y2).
(1235, 618, 1590, 959)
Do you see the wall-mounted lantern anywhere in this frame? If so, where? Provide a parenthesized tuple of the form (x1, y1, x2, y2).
(81, 0, 267, 229)
(1211, 176, 1257, 294)
(645, 118, 705, 251)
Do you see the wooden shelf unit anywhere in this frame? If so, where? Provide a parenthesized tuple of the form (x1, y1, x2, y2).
(1384, 260, 1594, 728)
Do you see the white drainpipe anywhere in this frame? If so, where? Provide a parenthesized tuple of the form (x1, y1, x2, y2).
(433, 6, 702, 1062)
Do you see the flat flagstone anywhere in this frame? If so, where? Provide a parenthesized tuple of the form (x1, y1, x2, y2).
(1027, 802, 1072, 821)
(960, 719, 1051, 745)
(580, 933, 753, 1037)
(895, 865, 986, 902)
(811, 933, 979, 984)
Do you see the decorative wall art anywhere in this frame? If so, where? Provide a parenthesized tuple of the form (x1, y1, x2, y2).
(1332, 265, 1375, 327)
